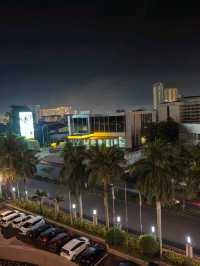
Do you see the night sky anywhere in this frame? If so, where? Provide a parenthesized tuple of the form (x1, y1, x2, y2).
(0, 1, 200, 113)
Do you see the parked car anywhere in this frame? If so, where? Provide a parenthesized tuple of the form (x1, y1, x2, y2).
(27, 223, 52, 240)
(60, 237, 90, 261)
(47, 232, 72, 253)
(0, 212, 24, 228)
(12, 214, 33, 229)
(19, 216, 45, 235)
(0, 210, 17, 220)
(77, 244, 106, 266)
(37, 227, 64, 247)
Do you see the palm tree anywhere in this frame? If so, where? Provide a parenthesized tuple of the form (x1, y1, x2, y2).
(132, 139, 175, 256)
(0, 133, 37, 199)
(60, 142, 88, 220)
(17, 149, 38, 196)
(54, 194, 64, 218)
(32, 189, 47, 213)
(87, 144, 125, 229)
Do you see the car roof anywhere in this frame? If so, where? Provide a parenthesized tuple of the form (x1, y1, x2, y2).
(23, 216, 43, 224)
(0, 210, 15, 216)
(2, 212, 20, 221)
(49, 232, 68, 242)
(62, 237, 88, 250)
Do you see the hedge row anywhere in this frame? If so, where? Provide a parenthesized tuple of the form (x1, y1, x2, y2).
(163, 250, 200, 266)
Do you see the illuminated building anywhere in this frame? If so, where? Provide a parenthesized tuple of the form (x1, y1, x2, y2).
(153, 82, 164, 110)
(39, 106, 72, 122)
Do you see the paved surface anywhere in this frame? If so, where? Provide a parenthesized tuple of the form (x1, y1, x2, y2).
(25, 177, 200, 252)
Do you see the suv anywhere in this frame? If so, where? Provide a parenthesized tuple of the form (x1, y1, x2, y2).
(19, 216, 45, 235)
(28, 223, 52, 241)
(0, 210, 17, 220)
(37, 227, 64, 248)
(60, 237, 90, 261)
(77, 244, 106, 266)
(0, 212, 24, 228)
(12, 215, 33, 230)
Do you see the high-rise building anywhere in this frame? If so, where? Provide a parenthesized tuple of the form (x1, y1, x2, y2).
(153, 82, 164, 110)
(164, 88, 179, 103)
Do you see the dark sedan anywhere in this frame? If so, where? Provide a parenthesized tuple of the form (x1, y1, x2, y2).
(47, 232, 72, 253)
(27, 223, 52, 241)
(37, 227, 64, 247)
(77, 244, 106, 266)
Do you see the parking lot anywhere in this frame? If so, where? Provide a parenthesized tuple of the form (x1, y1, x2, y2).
(0, 207, 135, 266)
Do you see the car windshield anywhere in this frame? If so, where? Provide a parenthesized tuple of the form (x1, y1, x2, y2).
(23, 219, 41, 228)
(7, 214, 19, 222)
(61, 248, 70, 255)
(71, 242, 84, 251)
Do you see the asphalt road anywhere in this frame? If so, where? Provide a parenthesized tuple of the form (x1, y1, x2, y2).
(25, 177, 200, 253)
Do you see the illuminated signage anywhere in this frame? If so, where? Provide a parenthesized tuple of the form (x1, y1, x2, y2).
(19, 112, 35, 139)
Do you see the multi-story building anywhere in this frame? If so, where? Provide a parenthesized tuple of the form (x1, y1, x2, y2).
(37, 110, 155, 150)
(39, 106, 72, 122)
(164, 88, 179, 103)
(153, 82, 164, 110)
(157, 95, 200, 144)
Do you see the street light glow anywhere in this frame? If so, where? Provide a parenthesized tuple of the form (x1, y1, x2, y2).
(117, 216, 121, 223)
(187, 236, 191, 244)
(72, 203, 76, 209)
(25, 190, 28, 195)
(93, 209, 97, 215)
(151, 225, 155, 233)
(12, 187, 16, 192)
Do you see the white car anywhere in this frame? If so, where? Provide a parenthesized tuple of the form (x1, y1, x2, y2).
(0, 212, 24, 228)
(12, 214, 33, 229)
(19, 216, 45, 235)
(60, 237, 90, 261)
(0, 210, 17, 220)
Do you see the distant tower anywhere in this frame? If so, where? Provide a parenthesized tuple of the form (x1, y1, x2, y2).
(153, 82, 164, 110)
(164, 88, 178, 102)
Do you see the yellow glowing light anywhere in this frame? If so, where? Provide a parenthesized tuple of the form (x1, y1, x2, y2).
(66, 132, 119, 140)
(141, 136, 146, 144)
(50, 142, 57, 149)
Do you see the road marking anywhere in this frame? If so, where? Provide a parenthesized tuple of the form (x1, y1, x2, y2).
(94, 253, 109, 266)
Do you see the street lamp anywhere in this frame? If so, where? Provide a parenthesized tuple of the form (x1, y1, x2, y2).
(92, 209, 98, 226)
(151, 225, 156, 234)
(12, 187, 16, 200)
(186, 236, 193, 258)
(72, 203, 77, 219)
(116, 216, 122, 230)
(25, 190, 28, 200)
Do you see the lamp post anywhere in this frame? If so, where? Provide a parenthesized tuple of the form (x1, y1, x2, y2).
(151, 225, 156, 235)
(92, 209, 98, 226)
(12, 187, 16, 200)
(72, 203, 77, 219)
(111, 184, 115, 226)
(25, 190, 28, 200)
(186, 236, 193, 258)
(116, 216, 122, 230)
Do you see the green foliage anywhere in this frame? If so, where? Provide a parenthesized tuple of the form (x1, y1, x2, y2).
(163, 250, 200, 266)
(105, 228, 126, 246)
(60, 142, 88, 198)
(142, 120, 180, 144)
(138, 235, 159, 257)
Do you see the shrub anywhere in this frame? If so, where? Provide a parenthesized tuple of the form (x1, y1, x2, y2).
(138, 234, 159, 257)
(105, 228, 126, 246)
(163, 250, 200, 266)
